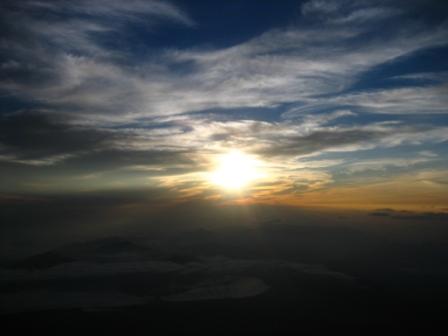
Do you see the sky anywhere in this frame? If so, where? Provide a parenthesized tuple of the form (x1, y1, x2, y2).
(1, 0, 448, 211)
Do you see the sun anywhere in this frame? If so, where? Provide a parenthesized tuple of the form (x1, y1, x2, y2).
(209, 150, 264, 191)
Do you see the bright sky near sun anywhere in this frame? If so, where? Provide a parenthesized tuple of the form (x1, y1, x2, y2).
(209, 151, 266, 191)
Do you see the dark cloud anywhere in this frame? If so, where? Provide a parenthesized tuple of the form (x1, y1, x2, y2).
(258, 129, 385, 157)
(370, 208, 448, 221)
(0, 110, 196, 178)
(0, 111, 114, 159)
(60, 148, 195, 172)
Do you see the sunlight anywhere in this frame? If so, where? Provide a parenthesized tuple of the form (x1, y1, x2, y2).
(209, 150, 265, 191)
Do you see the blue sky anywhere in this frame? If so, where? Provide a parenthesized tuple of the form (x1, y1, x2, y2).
(0, 0, 447, 210)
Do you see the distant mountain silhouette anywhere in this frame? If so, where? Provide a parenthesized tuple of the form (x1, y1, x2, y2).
(5, 237, 196, 270)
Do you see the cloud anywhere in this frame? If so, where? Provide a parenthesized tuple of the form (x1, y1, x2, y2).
(0, 0, 195, 119)
(2, 0, 447, 120)
(370, 208, 448, 220)
(6, 0, 195, 26)
(0, 111, 115, 160)
(331, 85, 448, 114)
(257, 129, 385, 157)
(302, 0, 404, 24)
(345, 159, 432, 174)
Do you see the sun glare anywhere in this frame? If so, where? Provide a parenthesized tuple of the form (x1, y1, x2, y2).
(209, 150, 264, 191)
